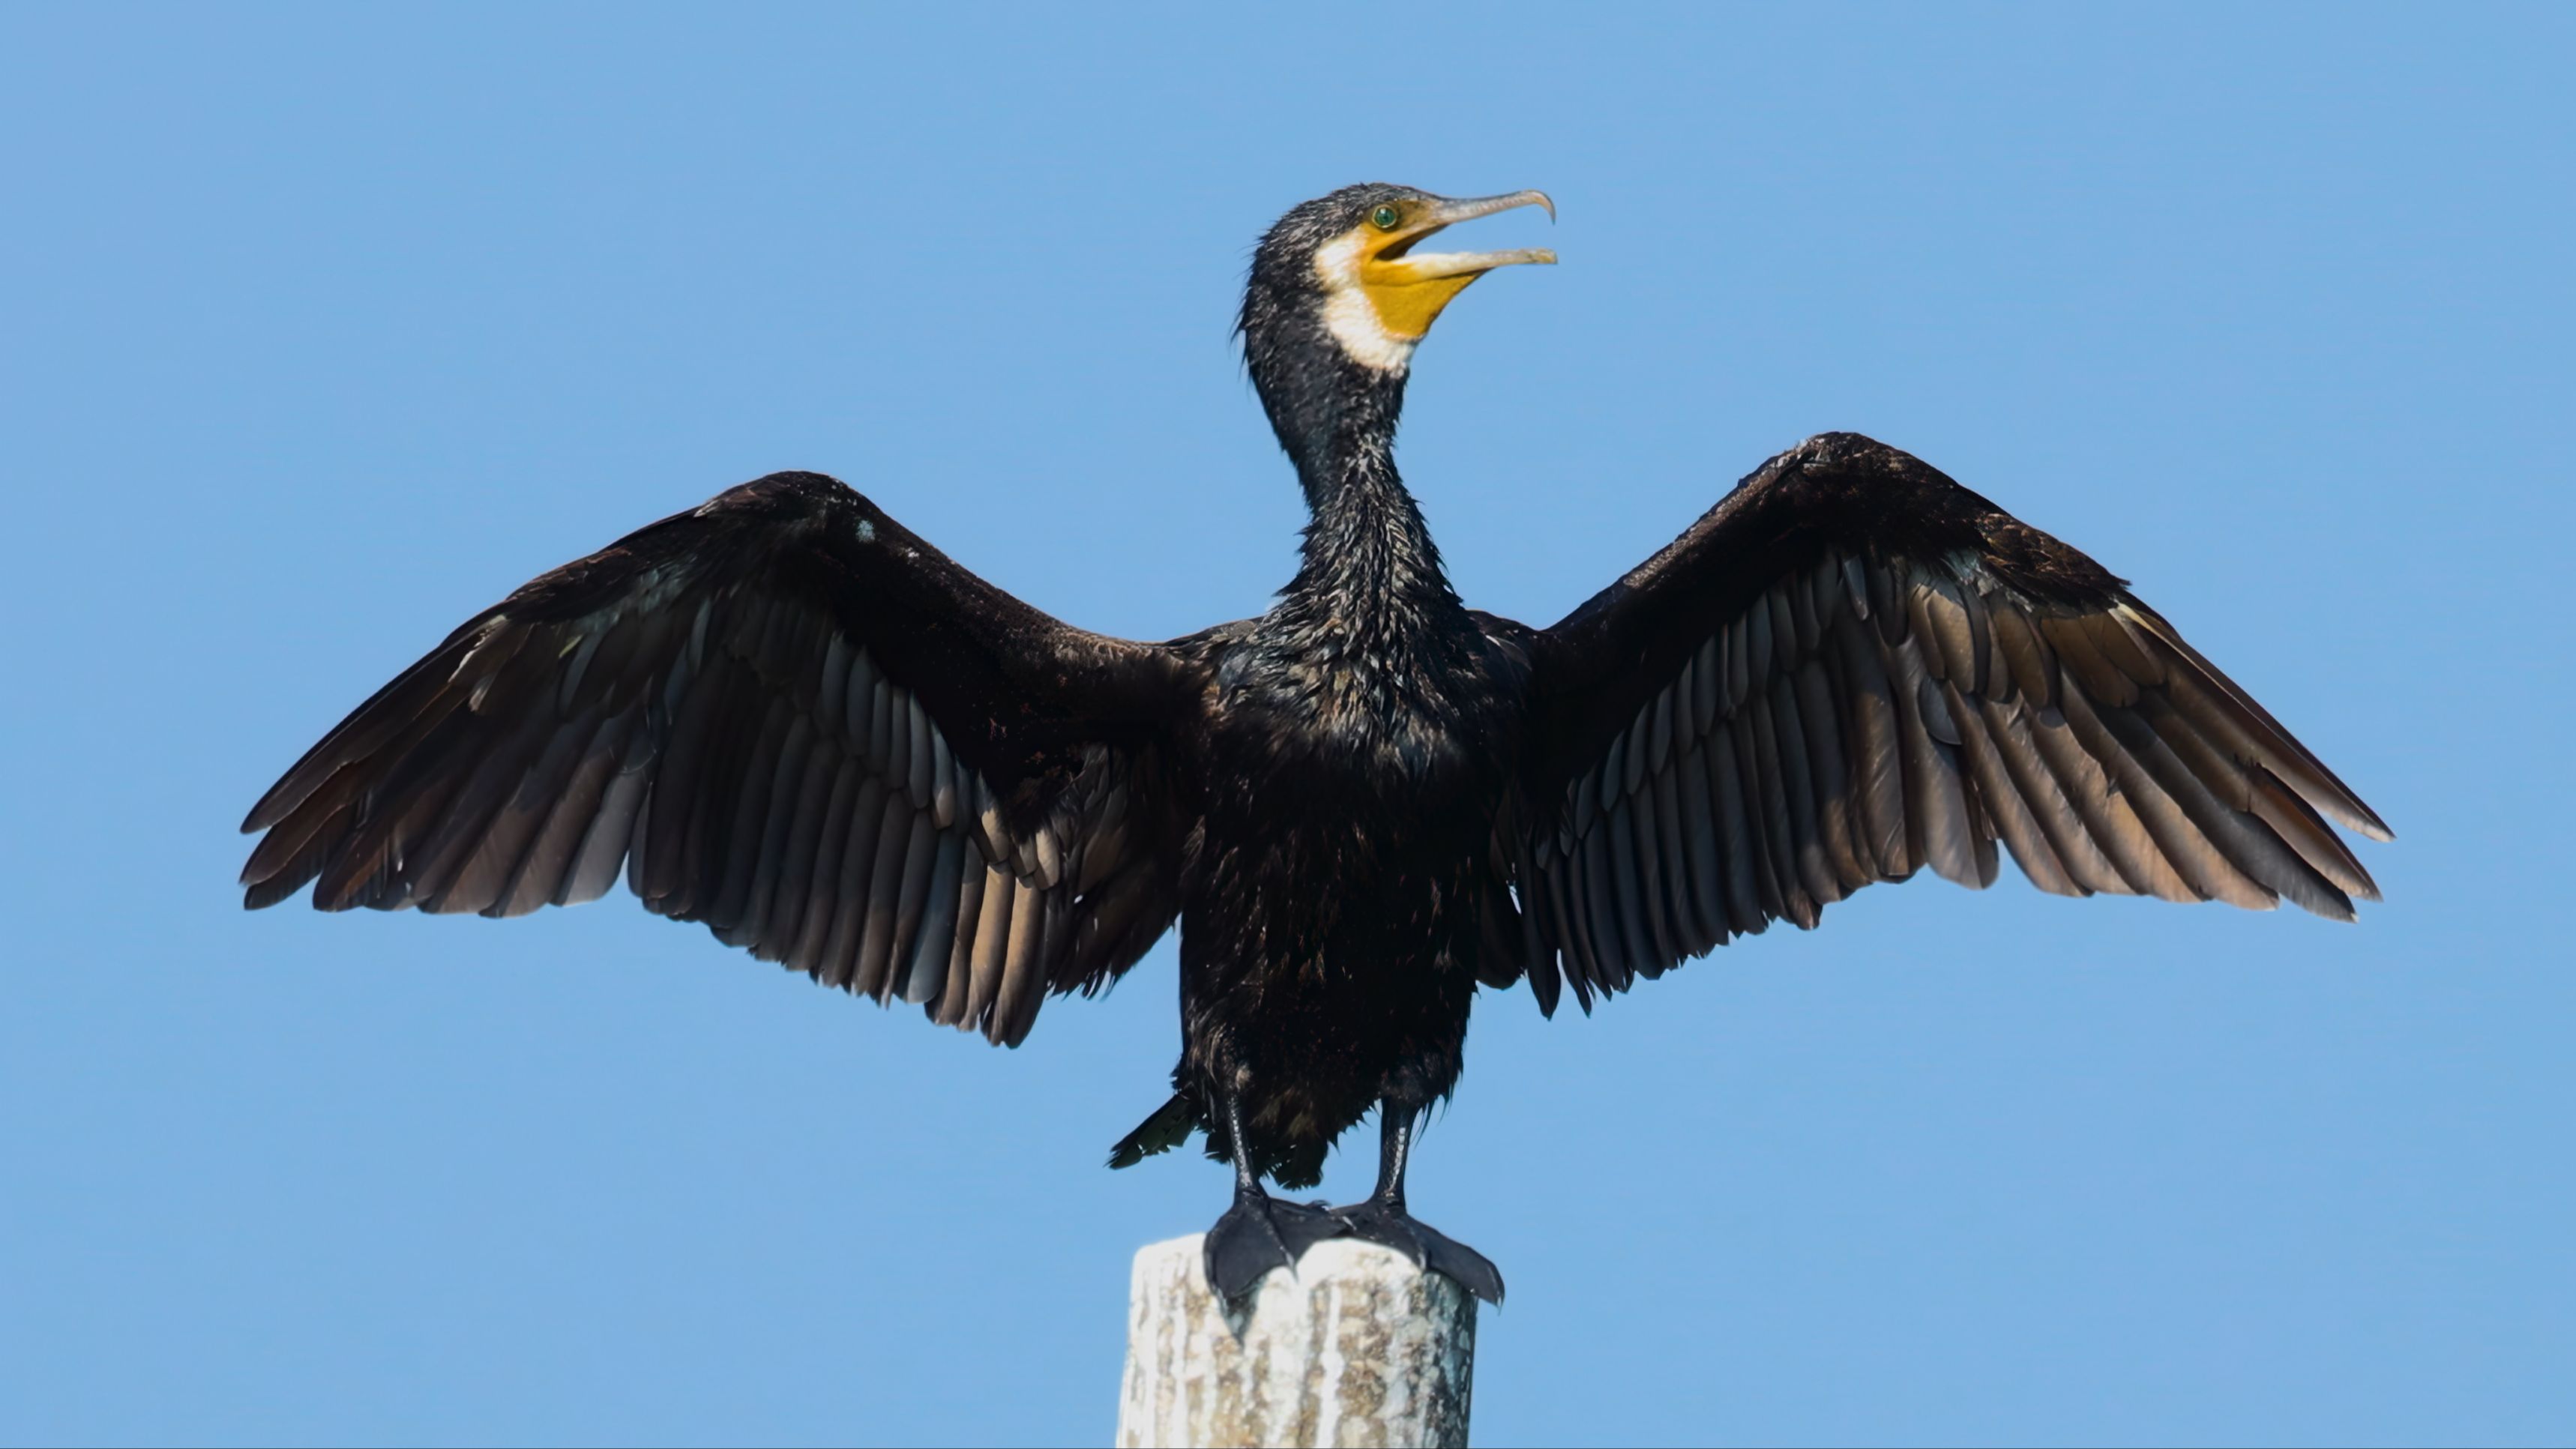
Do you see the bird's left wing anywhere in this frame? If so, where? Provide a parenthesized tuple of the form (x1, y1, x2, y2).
(1496, 433, 2389, 1013)
(241, 472, 1198, 1045)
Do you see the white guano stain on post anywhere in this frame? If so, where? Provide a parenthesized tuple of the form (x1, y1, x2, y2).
(1116, 1235, 1477, 1449)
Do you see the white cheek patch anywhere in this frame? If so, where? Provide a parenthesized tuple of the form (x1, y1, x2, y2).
(1312, 231, 1415, 374)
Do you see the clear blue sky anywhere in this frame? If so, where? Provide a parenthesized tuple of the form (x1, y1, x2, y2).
(4, 5, 2569, 1445)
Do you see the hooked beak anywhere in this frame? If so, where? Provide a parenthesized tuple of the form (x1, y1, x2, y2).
(1356, 190, 1556, 340)
(1366, 190, 1559, 283)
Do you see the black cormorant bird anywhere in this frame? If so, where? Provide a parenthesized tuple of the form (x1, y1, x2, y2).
(241, 184, 2389, 1306)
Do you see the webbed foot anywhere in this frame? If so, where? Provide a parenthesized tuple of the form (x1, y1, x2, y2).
(1324, 1198, 1506, 1305)
(1203, 1189, 1338, 1304)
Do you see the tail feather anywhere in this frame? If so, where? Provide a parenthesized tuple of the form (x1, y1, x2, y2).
(1107, 1092, 1197, 1169)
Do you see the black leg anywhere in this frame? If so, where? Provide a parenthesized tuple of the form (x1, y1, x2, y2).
(1324, 1101, 1506, 1305)
(1200, 1089, 1334, 1304)
(1371, 1100, 1417, 1211)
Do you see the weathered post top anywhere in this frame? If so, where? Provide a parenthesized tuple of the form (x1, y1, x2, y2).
(1116, 1235, 1478, 1448)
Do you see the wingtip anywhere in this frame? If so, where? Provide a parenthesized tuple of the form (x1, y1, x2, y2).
(240, 792, 291, 834)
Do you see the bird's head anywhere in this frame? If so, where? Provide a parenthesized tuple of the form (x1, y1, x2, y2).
(1239, 184, 1553, 467)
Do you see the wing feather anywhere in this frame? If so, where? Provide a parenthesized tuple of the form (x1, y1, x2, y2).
(934, 862, 986, 1027)
(498, 707, 636, 918)
(788, 760, 864, 974)
(1502, 433, 2386, 1009)
(902, 831, 970, 1005)
(565, 732, 651, 906)
(241, 471, 1192, 1048)
(1648, 764, 1704, 954)
(882, 811, 942, 1001)
(758, 731, 843, 961)
(1708, 720, 1768, 934)
(1794, 660, 1869, 892)
(1673, 744, 1732, 944)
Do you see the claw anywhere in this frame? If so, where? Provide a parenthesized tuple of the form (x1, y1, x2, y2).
(1202, 1191, 1502, 1305)
(1203, 1192, 1338, 1304)
(1323, 1199, 1506, 1305)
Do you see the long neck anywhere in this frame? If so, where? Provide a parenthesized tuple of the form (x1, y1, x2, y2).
(1274, 359, 1461, 632)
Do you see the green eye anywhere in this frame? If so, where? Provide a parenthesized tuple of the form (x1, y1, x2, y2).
(1370, 205, 1400, 230)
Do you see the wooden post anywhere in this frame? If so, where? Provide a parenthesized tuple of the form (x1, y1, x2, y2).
(1116, 1235, 1478, 1448)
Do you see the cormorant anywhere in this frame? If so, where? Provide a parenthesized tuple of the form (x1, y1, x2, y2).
(241, 184, 2389, 1306)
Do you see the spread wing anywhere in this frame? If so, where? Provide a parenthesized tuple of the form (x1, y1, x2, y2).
(241, 471, 1196, 1046)
(1499, 433, 2390, 1013)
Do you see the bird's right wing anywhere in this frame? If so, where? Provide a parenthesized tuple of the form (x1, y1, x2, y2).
(241, 472, 1197, 1046)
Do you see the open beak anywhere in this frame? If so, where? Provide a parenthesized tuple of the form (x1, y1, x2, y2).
(1367, 190, 1559, 283)
(1355, 190, 1555, 340)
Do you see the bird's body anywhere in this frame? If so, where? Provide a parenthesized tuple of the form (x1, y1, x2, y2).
(1174, 430, 1526, 1189)
(242, 184, 2389, 1304)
